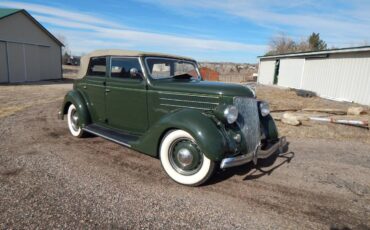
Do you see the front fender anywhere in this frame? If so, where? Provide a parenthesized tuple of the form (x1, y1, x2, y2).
(133, 109, 228, 161)
(59, 89, 91, 127)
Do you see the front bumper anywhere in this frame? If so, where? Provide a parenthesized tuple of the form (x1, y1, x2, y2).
(220, 136, 287, 169)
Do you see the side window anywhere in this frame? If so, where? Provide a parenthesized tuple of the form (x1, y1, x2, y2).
(110, 58, 143, 79)
(87, 57, 106, 77)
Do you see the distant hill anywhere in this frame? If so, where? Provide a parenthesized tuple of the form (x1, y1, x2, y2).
(199, 62, 258, 82)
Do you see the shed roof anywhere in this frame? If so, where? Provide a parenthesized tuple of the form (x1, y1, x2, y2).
(259, 46, 370, 60)
(0, 8, 21, 19)
(0, 8, 63, 46)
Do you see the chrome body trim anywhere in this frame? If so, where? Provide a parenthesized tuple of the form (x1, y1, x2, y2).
(159, 103, 211, 110)
(159, 97, 219, 105)
(159, 91, 220, 98)
(82, 127, 132, 148)
(220, 136, 287, 169)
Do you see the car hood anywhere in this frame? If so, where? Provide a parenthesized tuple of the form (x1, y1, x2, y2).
(150, 79, 255, 98)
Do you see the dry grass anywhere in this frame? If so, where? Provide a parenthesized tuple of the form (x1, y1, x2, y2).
(256, 85, 370, 144)
(0, 82, 70, 118)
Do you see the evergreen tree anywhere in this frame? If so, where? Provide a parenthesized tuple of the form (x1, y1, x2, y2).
(308, 33, 327, 51)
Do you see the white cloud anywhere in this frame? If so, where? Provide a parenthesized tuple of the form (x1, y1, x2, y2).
(138, 0, 370, 46)
(0, 1, 119, 27)
(0, 1, 266, 62)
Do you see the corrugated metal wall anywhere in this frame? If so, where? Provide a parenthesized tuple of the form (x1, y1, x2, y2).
(258, 52, 370, 105)
(278, 58, 305, 89)
(301, 52, 370, 105)
(258, 60, 275, 84)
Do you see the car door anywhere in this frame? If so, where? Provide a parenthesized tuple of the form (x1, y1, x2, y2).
(105, 57, 148, 134)
(80, 56, 107, 124)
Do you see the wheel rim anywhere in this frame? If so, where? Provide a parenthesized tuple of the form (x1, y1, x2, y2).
(168, 138, 203, 176)
(70, 109, 79, 132)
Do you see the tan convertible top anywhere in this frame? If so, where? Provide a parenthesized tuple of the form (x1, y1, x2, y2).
(78, 49, 195, 78)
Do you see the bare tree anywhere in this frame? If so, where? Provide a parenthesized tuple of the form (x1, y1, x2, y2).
(55, 34, 72, 64)
(266, 33, 297, 55)
(55, 34, 70, 54)
(266, 32, 328, 55)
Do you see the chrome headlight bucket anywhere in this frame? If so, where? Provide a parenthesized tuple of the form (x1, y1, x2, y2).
(259, 101, 270, 117)
(214, 104, 239, 124)
(224, 105, 238, 124)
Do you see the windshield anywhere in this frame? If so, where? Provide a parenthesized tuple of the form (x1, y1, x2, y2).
(145, 57, 200, 80)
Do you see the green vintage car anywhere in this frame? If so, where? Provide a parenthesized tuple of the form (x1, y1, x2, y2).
(58, 50, 286, 186)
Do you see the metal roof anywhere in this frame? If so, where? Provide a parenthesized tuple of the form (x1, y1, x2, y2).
(259, 46, 370, 59)
(0, 8, 21, 19)
(0, 8, 63, 46)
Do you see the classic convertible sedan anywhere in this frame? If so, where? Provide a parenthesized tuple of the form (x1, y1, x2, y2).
(58, 50, 286, 186)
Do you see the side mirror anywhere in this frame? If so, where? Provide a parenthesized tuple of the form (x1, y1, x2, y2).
(130, 68, 139, 78)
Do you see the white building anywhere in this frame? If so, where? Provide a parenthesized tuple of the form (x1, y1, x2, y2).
(258, 46, 370, 105)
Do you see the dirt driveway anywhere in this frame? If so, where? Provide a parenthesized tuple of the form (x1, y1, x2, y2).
(0, 82, 369, 229)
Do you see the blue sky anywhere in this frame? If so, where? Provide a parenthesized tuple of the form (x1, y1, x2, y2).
(1, 0, 370, 63)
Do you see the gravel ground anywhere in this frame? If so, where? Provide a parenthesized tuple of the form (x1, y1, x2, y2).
(0, 82, 369, 229)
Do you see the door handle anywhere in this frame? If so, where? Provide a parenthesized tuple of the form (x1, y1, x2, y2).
(83, 85, 87, 89)
(105, 89, 111, 92)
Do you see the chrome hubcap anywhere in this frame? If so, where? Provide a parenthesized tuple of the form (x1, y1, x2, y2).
(168, 138, 203, 176)
(177, 148, 194, 167)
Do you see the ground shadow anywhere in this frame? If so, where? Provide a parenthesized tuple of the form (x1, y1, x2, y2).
(0, 78, 75, 86)
(205, 143, 294, 186)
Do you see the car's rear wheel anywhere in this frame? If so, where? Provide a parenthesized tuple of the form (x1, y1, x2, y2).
(160, 130, 215, 186)
(67, 104, 85, 137)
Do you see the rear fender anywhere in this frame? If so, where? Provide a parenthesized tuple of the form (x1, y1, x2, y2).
(60, 90, 91, 127)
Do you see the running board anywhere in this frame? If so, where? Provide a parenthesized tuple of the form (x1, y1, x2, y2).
(83, 124, 139, 148)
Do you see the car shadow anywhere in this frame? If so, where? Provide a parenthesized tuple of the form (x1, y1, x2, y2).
(205, 143, 294, 186)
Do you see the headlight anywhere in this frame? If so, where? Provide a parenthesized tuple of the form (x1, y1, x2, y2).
(224, 105, 238, 124)
(259, 101, 270, 117)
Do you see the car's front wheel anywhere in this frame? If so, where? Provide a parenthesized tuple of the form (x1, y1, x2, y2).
(67, 104, 85, 137)
(160, 130, 215, 186)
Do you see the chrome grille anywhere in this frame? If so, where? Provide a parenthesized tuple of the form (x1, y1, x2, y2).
(234, 97, 261, 154)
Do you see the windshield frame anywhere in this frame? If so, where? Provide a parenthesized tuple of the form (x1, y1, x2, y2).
(144, 56, 201, 80)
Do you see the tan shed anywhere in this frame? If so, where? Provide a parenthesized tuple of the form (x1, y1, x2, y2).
(0, 8, 63, 83)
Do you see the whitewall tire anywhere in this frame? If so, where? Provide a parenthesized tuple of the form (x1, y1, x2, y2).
(67, 104, 84, 137)
(160, 130, 215, 186)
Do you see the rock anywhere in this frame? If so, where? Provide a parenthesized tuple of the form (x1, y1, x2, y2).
(347, 107, 366, 115)
(281, 112, 301, 126)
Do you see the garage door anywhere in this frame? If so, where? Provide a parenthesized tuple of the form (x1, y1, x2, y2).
(0, 41, 8, 83)
(6, 42, 52, 83)
(258, 60, 275, 85)
(278, 58, 305, 89)
(7, 42, 26, 83)
(24, 44, 41, 81)
(39, 46, 51, 80)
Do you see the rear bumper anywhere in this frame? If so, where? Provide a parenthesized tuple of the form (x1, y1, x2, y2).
(220, 136, 287, 169)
